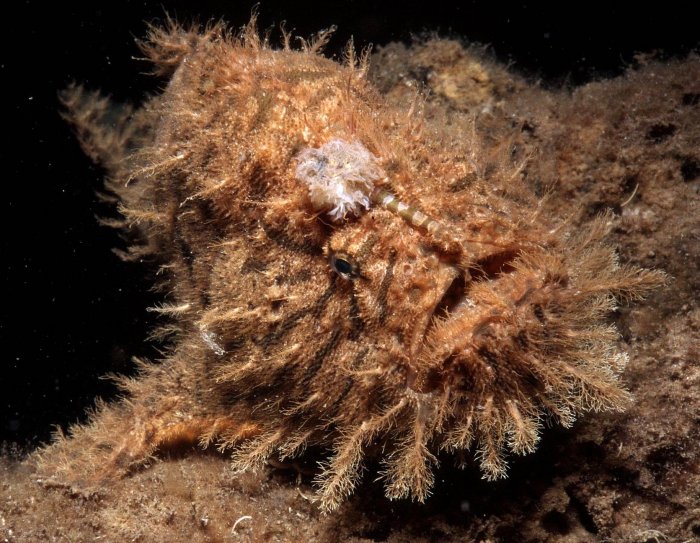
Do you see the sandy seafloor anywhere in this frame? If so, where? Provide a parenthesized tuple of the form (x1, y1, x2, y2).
(2, 34, 699, 543)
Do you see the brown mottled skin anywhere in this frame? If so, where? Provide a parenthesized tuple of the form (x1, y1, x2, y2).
(43, 20, 664, 511)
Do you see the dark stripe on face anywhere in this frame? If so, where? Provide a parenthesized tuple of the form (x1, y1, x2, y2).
(300, 327, 343, 390)
(195, 199, 229, 242)
(260, 281, 336, 348)
(275, 269, 313, 285)
(376, 249, 397, 324)
(348, 290, 365, 340)
(222, 334, 246, 353)
(328, 377, 354, 417)
(241, 256, 269, 274)
(348, 346, 369, 371)
(174, 227, 213, 308)
(262, 222, 324, 257)
(246, 164, 270, 203)
(353, 233, 380, 263)
(254, 362, 296, 404)
(175, 230, 194, 279)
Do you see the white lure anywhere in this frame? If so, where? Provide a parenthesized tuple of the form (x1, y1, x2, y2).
(295, 139, 385, 220)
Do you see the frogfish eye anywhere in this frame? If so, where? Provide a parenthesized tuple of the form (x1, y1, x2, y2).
(330, 253, 359, 280)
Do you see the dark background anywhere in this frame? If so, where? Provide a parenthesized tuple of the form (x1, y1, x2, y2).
(2, 1, 698, 447)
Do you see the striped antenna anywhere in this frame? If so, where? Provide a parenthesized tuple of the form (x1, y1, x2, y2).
(371, 187, 443, 235)
(370, 187, 465, 254)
